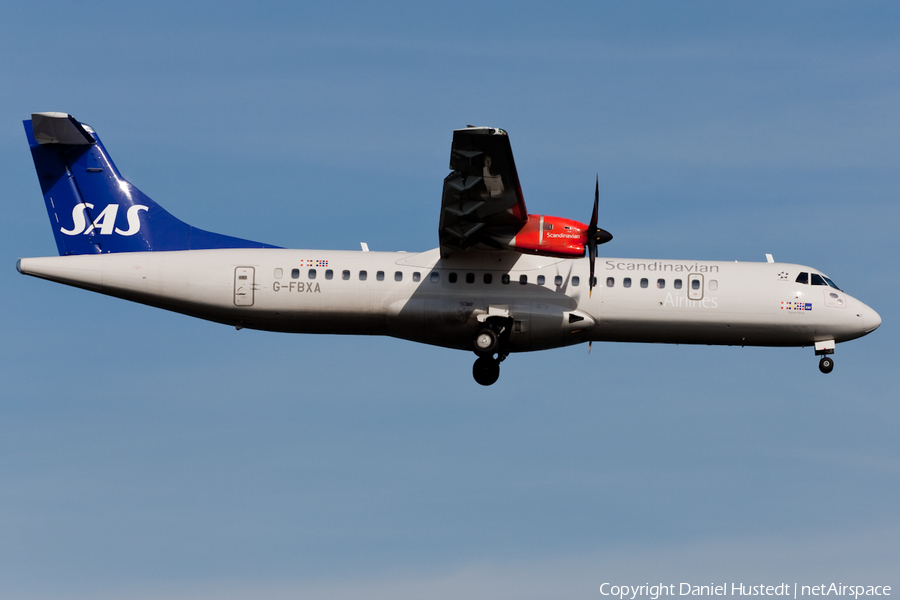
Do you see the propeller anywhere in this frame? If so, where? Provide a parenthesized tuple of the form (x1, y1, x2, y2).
(587, 175, 613, 297)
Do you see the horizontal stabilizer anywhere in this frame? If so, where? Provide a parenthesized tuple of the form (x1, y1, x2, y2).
(31, 112, 95, 145)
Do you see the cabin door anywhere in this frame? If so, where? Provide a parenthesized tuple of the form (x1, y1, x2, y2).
(234, 267, 255, 306)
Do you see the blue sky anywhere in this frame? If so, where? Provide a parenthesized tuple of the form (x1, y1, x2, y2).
(2, 2, 899, 598)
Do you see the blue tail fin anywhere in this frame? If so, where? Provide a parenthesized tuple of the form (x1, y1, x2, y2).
(25, 112, 278, 255)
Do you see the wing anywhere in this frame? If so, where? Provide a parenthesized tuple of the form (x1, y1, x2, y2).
(438, 127, 528, 258)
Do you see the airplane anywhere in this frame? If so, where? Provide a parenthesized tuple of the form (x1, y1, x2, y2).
(17, 112, 881, 385)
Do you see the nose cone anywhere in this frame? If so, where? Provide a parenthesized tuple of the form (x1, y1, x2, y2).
(862, 302, 882, 334)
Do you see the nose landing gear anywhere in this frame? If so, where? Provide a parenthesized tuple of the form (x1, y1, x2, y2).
(815, 339, 835, 374)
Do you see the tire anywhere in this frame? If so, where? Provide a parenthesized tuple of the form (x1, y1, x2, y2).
(473, 327, 499, 355)
(819, 357, 834, 374)
(473, 356, 501, 386)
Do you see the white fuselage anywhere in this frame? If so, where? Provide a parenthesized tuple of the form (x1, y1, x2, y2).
(17, 248, 880, 353)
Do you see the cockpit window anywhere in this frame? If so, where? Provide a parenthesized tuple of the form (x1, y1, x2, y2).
(795, 272, 809, 285)
(811, 273, 827, 286)
(823, 276, 841, 291)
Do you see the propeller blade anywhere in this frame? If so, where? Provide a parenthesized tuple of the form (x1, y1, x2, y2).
(586, 175, 613, 297)
(588, 175, 599, 297)
(589, 236, 596, 297)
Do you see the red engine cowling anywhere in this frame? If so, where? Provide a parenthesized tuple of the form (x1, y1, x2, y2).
(508, 214, 588, 258)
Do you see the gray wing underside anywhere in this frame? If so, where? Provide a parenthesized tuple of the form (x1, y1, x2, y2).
(438, 127, 528, 258)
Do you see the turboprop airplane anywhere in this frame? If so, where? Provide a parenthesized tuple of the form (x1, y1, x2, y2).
(17, 112, 881, 385)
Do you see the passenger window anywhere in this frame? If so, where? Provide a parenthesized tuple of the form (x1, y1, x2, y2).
(291, 268, 300, 279)
(430, 272, 439, 282)
(502, 274, 510, 284)
(811, 273, 827, 286)
(657, 278, 665, 289)
(394, 271, 402, 282)
(692, 279, 700, 290)
(640, 278, 648, 288)
(537, 275, 545, 285)
(796, 272, 809, 285)
(709, 279, 718, 291)
(484, 273, 493, 284)
(342, 270, 350, 280)
(359, 270, 367, 281)
(413, 272, 421, 282)
(274, 268, 283, 279)
(325, 269, 333, 280)
(606, 277, 615, 288)
(555, 275, 563, 286)
(465, 273, 475, 284)
(572, 276, 580, 286)
(674, 279, 683, 289)
(308, 269, 316, 279)
(448, 272, 458, 283)
(375, 271, 383, 281)
(519, 274, 528, 285)
(623, 277, 632, 288)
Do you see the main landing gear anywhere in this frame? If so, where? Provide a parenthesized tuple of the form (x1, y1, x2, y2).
(818, 356, 834, 374)
(471, 318, 512, 386)
(473, 355, 503, 386)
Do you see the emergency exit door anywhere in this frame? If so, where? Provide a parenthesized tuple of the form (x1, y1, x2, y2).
(688, 273, 704, 300)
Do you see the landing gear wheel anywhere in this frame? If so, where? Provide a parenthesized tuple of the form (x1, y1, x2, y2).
(819, 356, 834, 374)
(473, 356, 500, 386)
(473, 327, 499, 355)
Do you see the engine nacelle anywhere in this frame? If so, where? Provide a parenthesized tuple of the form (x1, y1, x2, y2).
(507, 214, 587, 258)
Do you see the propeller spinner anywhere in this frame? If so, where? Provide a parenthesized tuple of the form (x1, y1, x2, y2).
(587, 175, 613, 297)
